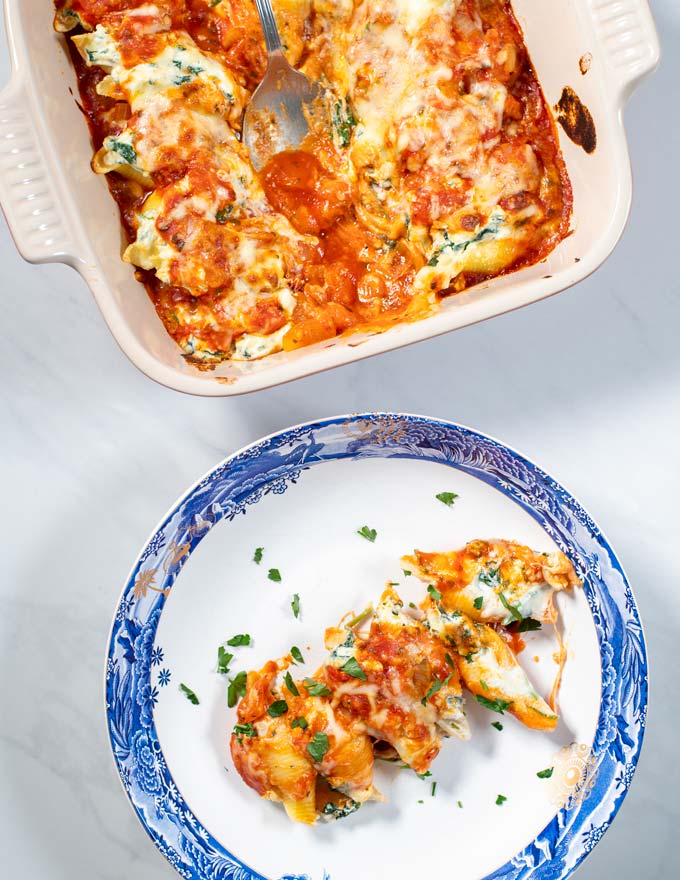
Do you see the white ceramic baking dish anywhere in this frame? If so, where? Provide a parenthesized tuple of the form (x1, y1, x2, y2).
(0, 1, 659, 396)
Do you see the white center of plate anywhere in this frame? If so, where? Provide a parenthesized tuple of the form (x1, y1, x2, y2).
(153, 457, 601, 880)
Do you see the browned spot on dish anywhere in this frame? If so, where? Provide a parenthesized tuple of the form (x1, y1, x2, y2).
(555, 87, 597, 154)
(579, 53, 593, 75)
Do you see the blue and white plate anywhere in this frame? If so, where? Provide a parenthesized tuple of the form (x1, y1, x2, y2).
(106, 414, 647, 880)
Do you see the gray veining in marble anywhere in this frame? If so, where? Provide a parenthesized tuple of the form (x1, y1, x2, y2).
(1, 2, 679, 878)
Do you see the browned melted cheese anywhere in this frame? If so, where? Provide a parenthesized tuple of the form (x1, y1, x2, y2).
(55, 0, 571, 363)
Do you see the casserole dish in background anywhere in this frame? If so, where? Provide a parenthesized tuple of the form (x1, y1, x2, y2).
(0, 1, 660, 396)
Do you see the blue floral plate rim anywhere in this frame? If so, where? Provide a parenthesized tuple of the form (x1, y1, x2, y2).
(105, 412, 647, 880)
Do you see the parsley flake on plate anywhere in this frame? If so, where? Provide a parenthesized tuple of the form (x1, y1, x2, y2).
(427, 584, 442, 601)
(284, 671, 299, 696)
(290, 646, 305, 664)
(268, 568, 282, 582)
(226, 634, 251, 647)
(357, 525, 377, 542)
(491, 721, 504, 731)
(307, 732, 329, 763)
(253, 547, 263, 564)
(303, 677, 332, 697)
(227, 671, 247, 708)
(436, 491, 459, 506)
(268, 700, 289, 718)
(340, 657, 367, 680)
(537, 767, 554, 779)
(291, 593, 301, 618)
(498, 591, 523, 622)
(422, 673, 451, 704)
(496, 794, 507, 806)
(179, 683, 199, 705)
(475, 694, 512, 714)
(233, 722, 257, 743)
(216, 647, 234, 675)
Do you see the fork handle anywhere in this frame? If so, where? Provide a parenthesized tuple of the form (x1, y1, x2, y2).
(253, 0, 283, 55)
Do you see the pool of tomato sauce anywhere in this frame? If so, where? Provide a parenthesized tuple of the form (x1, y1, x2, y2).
(65, 0, 572, 361)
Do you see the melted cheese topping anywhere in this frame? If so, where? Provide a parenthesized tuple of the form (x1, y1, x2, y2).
(61, 0, 571, 362)
(405, 539, 581, 625)
(430, 607, 558, 730)
(231, 533, 581, 824)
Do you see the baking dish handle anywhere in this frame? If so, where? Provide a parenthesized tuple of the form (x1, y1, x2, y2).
(0, 77, 87, 265)
(588, 0, 660, 102)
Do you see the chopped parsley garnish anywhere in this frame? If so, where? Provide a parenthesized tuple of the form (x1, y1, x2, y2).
(537, 767, 554, 779)
(291, 716, 308, 730)
(499, 591, 523, 622)
(445, 652, 455, 668)
(216, 647, 234, 675)
(473, 596, 484, 610)
(431, 782, 437, 797)
(418, 799, 424, 804)
(284, 671, 299, 696)
(422, 673, 451, 704)
(291, 593, 301, 618)
(307, 731, 330, 763)
(227, 671, 247, 708)
(457, 800, 463, 809)
(475, 694, 512, 714)
(491, 721, 504, 731)
(496, 794, 507, 806)
(268, 568, 282, 582)
(290, 646, 305, 664)
(226, 634, 251, 647)
(427, 584, 442, 601)
(233, 722, 257, 742)
(179, 683, 199, 705)
(357, 525, 377, 542)
(436, 491, 459, 506)
(403, 569, 412, 577)
(253, 547, 264, 564)
(480, 680, 489, 691)
(462, 651, 477, 663)
(340, 657, 367, 680)
(303, 678, 332, 697)
(417, 770, 432, 779)
(268, 700, 289, 718)
(513, 618, 542, 633)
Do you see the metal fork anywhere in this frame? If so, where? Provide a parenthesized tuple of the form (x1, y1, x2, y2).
(243, 0, 325, 170)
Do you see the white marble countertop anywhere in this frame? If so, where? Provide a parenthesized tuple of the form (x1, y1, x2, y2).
(1, 3, 679, 878)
